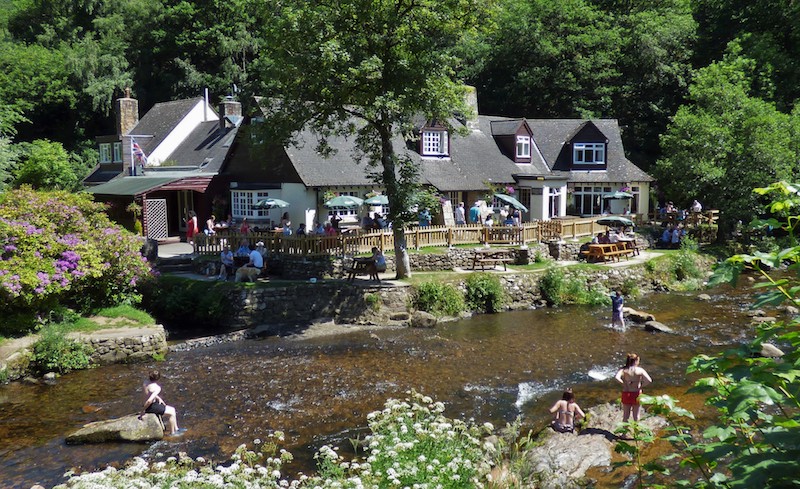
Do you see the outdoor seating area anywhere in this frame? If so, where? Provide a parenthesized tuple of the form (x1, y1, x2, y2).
(471, 248, 513, 271)
(580, 243, 635, 263)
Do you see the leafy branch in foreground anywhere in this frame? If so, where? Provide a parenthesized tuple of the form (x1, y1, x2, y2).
(641, 182, 800, 488)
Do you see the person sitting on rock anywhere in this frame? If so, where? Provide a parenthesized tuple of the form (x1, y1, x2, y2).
(549, 388, 585, 433)
(140, 370, 179, 434)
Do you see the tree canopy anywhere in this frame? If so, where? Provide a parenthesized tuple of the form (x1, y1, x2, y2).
(256, 0, 488, 278)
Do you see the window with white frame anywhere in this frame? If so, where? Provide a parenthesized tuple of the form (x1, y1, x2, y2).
(112, 142, 122, 162)
(516, 188, 530, 220)
(573, 142, 605, 165)
(516, 135, 531, 159)
(231, 190, 272, 220)
(548, 187, 561, 218)
(571, 185, 612, 215)
(422, 130, 448, 156)
(99, 143, 112, 163)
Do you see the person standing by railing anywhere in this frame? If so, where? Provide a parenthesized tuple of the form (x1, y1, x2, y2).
(455, 202, 466, 225)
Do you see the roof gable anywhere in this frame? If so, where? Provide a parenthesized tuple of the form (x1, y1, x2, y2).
(129, 97, 210, 154)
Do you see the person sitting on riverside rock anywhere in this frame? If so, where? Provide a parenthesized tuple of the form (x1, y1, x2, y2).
(614, 353, 652, 423)
(549, 388, 585, 433)
(140, 370, 179, 435)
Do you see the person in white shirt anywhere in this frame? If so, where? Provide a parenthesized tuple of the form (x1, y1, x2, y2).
(454, 202, 466, 225)
(691, 199, 702, 213)
(247, 246, 264, 270)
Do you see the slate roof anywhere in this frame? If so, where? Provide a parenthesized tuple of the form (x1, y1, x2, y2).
(266, 114, 651, 191)
(129, 97, 205, 154)
(164, 120, 239, 172)
(527, 119, 653, 183)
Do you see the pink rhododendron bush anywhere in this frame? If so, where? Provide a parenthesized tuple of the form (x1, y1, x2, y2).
(0, 187, 152, 335)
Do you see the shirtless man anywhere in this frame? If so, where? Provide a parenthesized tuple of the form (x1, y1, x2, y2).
(140, 370, 179, 434)
(614, 353, 652, 422)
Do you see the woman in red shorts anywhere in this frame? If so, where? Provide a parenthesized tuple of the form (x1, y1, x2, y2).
(614, 353, 652, 422)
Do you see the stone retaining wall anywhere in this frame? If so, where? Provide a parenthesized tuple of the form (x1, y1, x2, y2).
(79, 327, 169, 366)
(223, 263, 654, 331)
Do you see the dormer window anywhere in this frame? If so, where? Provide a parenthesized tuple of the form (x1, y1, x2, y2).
(516, 135, 531, 159)
(422, 130, 448, 156)
(573, 142, 605, 165)
(99, 143, 112, 163)
(112, 142, 122, 162)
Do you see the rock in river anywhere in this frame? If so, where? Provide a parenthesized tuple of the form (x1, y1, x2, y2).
(66, 414, 164, 444)
(644, 321, 673, 333)
(623, 307, 654, 323)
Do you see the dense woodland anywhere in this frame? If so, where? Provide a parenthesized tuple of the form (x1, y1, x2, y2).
(2, 0, 800, 235)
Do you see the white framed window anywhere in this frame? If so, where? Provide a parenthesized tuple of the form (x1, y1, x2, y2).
(99, 143, 112, 163)
(422, 130, 448, 156)
(573, 142, 605, 165)
(548, 187, 561, 218)
(112, 142, 122, 162)
(571, 185, 614, 215)
(516, 135, 531, 159)
(231, 190, 272, 220)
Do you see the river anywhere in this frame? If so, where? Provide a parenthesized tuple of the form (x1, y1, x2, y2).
(0, 284, 760, 488)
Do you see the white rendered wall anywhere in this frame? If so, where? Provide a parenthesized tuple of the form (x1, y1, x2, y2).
(148, 100, 218, 165)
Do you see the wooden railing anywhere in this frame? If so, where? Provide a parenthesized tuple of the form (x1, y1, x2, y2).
(192, 216, 655, 256)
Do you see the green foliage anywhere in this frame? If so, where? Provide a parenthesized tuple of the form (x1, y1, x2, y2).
(412, 281, 465, 317)
(30, 323, 93, 375)
(613, 419, 664, 489)
(539, 267, 610, 306)
(13, 139, 81, 190)
(644, 247, 710, 292)
(644, 182, 800, 487)
(0, 188, 153, 337)
(656, 47, 800, 238)
(364, 293, 381, 312)
(141, 275, 235, 328)
(464, 272, 506, 313)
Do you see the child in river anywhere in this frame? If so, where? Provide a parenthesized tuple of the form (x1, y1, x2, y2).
(140, 370, 179, 434)
(549, 388, 585, 433)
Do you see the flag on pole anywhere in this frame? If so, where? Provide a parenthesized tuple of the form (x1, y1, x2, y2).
(131, 138, 148, 166)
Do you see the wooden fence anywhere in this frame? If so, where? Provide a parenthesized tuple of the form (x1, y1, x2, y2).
(192, 215, 688, 257)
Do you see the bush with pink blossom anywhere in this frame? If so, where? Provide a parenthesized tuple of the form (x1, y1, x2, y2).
(0, 187, 153, 336)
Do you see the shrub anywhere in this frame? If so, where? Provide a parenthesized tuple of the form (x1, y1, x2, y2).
(539, 267, 566, 306)
(30, 324, 93, 375)
(0, 187, 153, 336)
(464, 273, 506, 313)
(540, 268, 609, 306)
(141, 275, 235, 328)
(412, 281, 465, 317)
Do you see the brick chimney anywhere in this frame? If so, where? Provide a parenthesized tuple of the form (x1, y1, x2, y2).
(219, 96, 242, 130)
(115, 87, 139, 137)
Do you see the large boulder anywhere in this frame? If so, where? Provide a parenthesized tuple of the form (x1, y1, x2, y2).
(410, 311, 438, 328)
(525, 403, 665, 489)
(623, 307, 654, 324)
(644, 321, 673, 333)
(66, 414, 164, 444)
(760, 343, 785, 359)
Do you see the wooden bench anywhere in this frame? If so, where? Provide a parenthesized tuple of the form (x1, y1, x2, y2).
(475, 257, 513, 271)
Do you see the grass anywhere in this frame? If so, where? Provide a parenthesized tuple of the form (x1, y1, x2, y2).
(72, 305, 156, 331)
(400, 271, 466, 286)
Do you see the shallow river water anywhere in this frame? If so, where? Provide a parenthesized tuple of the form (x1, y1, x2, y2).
(0, 284, 760, 488)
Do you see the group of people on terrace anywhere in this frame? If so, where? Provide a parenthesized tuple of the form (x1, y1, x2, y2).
(454, 201, 522, 227)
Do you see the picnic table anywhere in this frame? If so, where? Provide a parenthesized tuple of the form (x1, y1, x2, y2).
(616, 236, 640, 256)
(347, 256, 376, 282)
(582, 243, 634, 263)
(471, 248, 513, 271)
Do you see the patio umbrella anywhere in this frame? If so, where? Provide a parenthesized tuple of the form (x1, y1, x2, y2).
(604, 191, 634, 200)
(493, 193, 528, 212)
(596, 216, 635, 227)
(364, 194, 389, 206)
(254, 198, 290, 209)
(324, 195, 364, 208)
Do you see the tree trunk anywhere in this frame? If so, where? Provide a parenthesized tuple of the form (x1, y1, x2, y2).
(379, 125, 411, 278)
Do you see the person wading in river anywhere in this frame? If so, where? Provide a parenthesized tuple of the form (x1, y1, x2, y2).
(140, 370, 179, 434)
(614, 353, 652, 422)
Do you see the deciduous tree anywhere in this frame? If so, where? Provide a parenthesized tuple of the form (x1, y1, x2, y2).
(257, 0, 487, 278)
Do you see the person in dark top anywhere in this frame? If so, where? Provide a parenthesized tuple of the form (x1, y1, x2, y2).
(330, 212, 342, 231)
